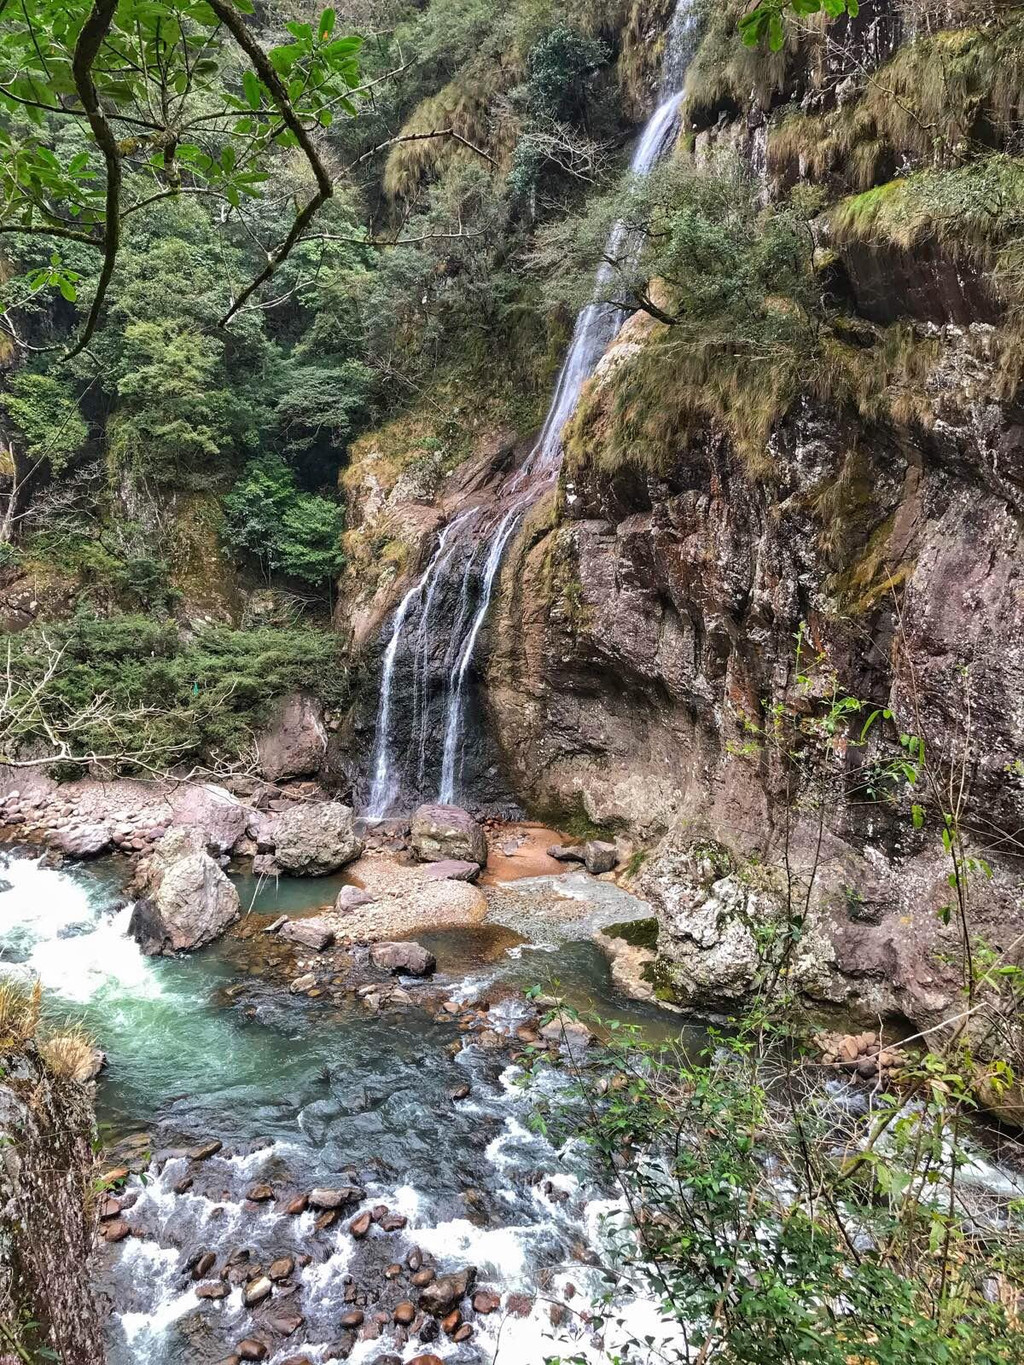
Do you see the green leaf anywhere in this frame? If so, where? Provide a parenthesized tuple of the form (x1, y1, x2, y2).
(242, 69, 261, 110)
(768, 12, 784, 50)
(319, 7, 336, 39)
(230, 0, 254, 11)
(911, 803, 925, 830)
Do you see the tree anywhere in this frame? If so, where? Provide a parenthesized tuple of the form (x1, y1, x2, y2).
(222, 454, 344, 587)
(0, 0, 363, 355)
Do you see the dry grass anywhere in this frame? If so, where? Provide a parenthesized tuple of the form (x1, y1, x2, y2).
(0, 976, 41, 1047)
(36, 1026, 97, 1083)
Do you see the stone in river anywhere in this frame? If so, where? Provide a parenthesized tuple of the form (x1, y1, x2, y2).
(289, 973, 316, 994)
(129, 827, 240, 954)
(285, 1194, 308, 1215)
(279, 917, 335, 951)
(419, 1266, 476, 1315)
(265, 1309, 303, 1336)
(411, 1268, 434, 1288)
(47, 821, 113, 858)
(236, 1342, 268, 1362)
(190, 1139, 223, 1160)
(271, 801, 364, 876)
(369, 941, 436, 977)
(380, 1213, 407, 1231)
(410, 803, 487, 866)
(450, 1083, 471, 1101)
(472, 1289, 501, 1314)
(441, 1309, 461, 1335)
(349, 1210, 372, 1238)
(406, 1247, 422, 1271)
(269, 1256, 294, 1281)
(192, 1250, 217, 1279)
(505, 1292, 534, 1316)
(197, 1282, 229, 1300)
(584, 839, 618, 874)
(547, 843, 586, 863)
(393, 1301, 416, 1326)
(335, 885, 375, 911)
(340, 1310, 364, 1329)
(385, 1262, 402, 1279)
(98, 1196, 121, 1221)
(309, 1186, 361, 1210)
(280, 1358, 314, 1365)
(421, 859, 480, 883)
(243, 1276, 273, 1307)
(102, 1220, 131, 1242)
(314, 1211, 338, 1231)
(408, 1357, 444, 1365)
(453, 1323, 474, 1343)
(246, 1183, 275, 1202)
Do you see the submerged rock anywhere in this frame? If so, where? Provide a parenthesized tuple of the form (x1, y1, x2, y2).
(369, 941, 436, 976)
(129, 827, 240, 955)
(270, 801, 364, 876)
(410, 804, 487, 866)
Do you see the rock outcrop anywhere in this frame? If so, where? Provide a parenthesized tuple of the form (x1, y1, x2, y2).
(256, 691, 328, 781)
(410, 804, 487, 866)
(270, 801, 364, 876)
(129, 827, 240, 954)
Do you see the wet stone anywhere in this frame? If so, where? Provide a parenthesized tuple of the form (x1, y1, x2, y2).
(453, 1323, 474, 1343)
(265, 1309, 303, 1336)
(243, 1275, 273, 1307)
(380, 1212, 407, 1232)
(472, 1289, 501, 1314)
(385, 1263, 402, 1279)
(192, 1251, 217, 1279)
(191, 1140, 223, 1160)
(314, 1210, 338, 1232)
(285, 1194, 308, 1215)
(393, 1301, 416, 1326)
(411, 1268, 434, 1288)
(450, 1083, 471, 1101)
(236, 1342, 268, 1362)
(246, 1183, 275, 1202)
(349, 1210, 372, 1238)
(196, 1282, 229, 1300)
(340, 1311, 364, 1329)
(102, 1219, 131, 1242)
(269, 1256, 294, 1281)
(441, 1309, 462, 1336)
(406, 1247, 423, 1271)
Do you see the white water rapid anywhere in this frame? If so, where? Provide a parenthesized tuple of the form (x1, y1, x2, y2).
(364, 0, 701, 817)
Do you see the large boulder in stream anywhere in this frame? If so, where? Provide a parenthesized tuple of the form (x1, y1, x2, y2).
(129, 827, 240, 955)
(370, 941, 436, 976)
(270, 801, 364, 876)
(410, 804, 487, 867)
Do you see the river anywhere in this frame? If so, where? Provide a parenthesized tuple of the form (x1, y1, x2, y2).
(0, 846, 699, 1365)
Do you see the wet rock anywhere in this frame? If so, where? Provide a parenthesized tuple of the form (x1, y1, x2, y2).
(539, 1011, 594, 1055)
(408, 1357, 444, 1365)
(279, 917, 335, 951)
(472, 1289, 501, 1314)
(271, 801, 364, 876)
(505, 1292, 534, 1316)
(421, 859, 480, 883)
(101, 1219, 131, 1242)
(314, 1211, 338, 1231)
(263, 915, 287, 934)
(309, 1187, 361, 1210)
(453, 1323, 474, 1343)
(584, 840, 618, 874)
(236, 1341, 268, 1362)
(410, 804, 487, 866)
(419, 1266, 476, 1315)
(246, 1184, 275, 1203)
(192, 1251, 217, 1279)
(257, 692, 327, 781)
(450, 1083, 471, 1101)
(441, 1309, 462, 1335)
(269, 1257, 294, 1281)
(349, 1210, 372, 1238)
(197, 1282, 229, 1300)
(190, 1139, 223, 1160)
(289, 973, 317, 994)
(394, 1301, 416, 1326)
(129, 827, 240, 955)
(279, 1357, 314, 1365)
(265, 1309, 303, 1336)
(98, 1196, 121, 1221)
(340, 1309, 364, 1329)
(335, 885, 375, 911)
(406, 1248, 423, 1271)
(285, 1194, 308, 1215)
(380, 1212, 407, 1232)
(252, 854, 281, 878)
(243, 1276, 273, 1307)
(369, 941, 436, 977)
(385, 1262, 402, 1279)
(411, 1268, 434, 1288)
(47, 821, 112, 858)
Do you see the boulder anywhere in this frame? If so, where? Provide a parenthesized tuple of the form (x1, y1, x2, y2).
(256, 692, 327, 781)
(335, 885, 376, 911)
(279, 918, 335, 951)
(243, 1276, 273, 1307)
(584, 840, 618, 874)
(47, 822, 113, 858)
(418, 1266, 476, 1316)
(166, 783, 249, 853)
(370, 941, 436, 977)
(271, 802, 364, 876)
(410, 804, 487, 867)
(421, 859, 480, 883)
(129, 827, 239, 955)
(547, 844, 586, 863)
(539, 1011, 594, 1057)
(308, 1187, 362, 1210)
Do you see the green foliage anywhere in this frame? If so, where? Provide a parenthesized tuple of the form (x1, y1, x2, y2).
(0, 370, 87, 471)
(223, 456, 345, 587)
(1, 612, 348, 771)
(521, 27, 610, 123)
(533, 1008, 1024, 1365)
(740, 0, 858, 53)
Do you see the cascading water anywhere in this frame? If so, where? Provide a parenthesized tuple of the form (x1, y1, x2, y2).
(365, 0, 700, 816)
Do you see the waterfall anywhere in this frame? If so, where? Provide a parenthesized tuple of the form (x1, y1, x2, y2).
(365, 0, 700, 816)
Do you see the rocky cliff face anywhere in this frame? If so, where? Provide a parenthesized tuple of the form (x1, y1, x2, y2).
(0, 1043, 104, 1363)
(341, 1, 1024, 1030)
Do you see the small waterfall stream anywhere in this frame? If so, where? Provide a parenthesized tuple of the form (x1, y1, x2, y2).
(366, 0, 701, 816)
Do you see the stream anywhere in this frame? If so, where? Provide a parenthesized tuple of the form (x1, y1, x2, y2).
(0, 847, 699, 1365)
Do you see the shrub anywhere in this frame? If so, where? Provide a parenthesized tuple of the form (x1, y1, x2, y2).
(223, 456, 345, 588)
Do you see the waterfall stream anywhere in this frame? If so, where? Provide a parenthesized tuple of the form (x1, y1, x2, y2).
(365, 0, 701, 816)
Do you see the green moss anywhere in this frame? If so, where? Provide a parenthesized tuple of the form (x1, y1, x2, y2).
(603, 917, 659, 950)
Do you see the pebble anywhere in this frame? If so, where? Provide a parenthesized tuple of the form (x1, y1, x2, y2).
(340, 1311, 364, 1329)
(269, 1257, 294, 1281)
(192, 1251, 217, 1279)
(285, 1195, 308, 1215)
(349, 1211, 372, 1238)
(450, 1084, 471, 1101)
(243, 1276, 273, 1307)
(393, 1301, 416, 1326)
(411, 1268, 434, 1288)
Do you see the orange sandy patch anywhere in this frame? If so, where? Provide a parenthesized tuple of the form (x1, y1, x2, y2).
(480, 822, 571, 885)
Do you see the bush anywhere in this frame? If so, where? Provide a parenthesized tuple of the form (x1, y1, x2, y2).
(223, 456, 345, 588)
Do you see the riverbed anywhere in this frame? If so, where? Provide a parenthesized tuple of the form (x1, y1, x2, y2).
(0, 846, 697, 1364)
